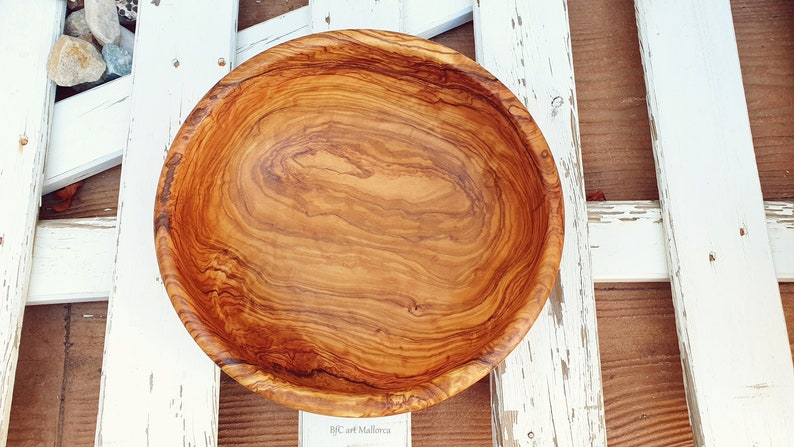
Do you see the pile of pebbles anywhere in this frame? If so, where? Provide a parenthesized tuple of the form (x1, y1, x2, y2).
(47, 0, 138, 89)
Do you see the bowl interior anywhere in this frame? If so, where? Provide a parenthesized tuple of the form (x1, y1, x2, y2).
(155, 29, 563, 417)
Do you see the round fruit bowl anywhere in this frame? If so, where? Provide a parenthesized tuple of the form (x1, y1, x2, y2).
(154, 29, 563, 417)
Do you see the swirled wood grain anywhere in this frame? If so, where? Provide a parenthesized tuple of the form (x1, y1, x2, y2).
(154, 29, 563, 417)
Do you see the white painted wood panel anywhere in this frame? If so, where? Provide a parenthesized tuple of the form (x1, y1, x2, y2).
(403, 0, 472, 39)
(46, 3, 473, 196)
(44, 76, 131, 194)
(300, 412, 410, 446)
(28, 218, 116, 305)
(237, 6, 312, 64)
(474, 1, 607, 445)
(0, 1, 64, 445)
(311, 0, 402, 33)
(587, 201, 668, 282)
(635, 1, 794, 445)
(26, 202, 794, 308)
(94, 1, 238, 446)
(766, 201, 794, 282)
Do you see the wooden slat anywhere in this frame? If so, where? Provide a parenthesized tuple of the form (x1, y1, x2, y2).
(236, 6, 311, 64)
(43, 77, 131, 195)
(635, 1, 794, 445)
(94, 1, 238, 446)
(0, 1, 64, 445)
(310, 0, 402, 32)
(27, 201, 794, 308)
(300, 413, 410, 446)
(403, 0, 472, 39)
(588, 201, 794, 282)
(473, 1, 607, 445)
(45, 3, 473, 196)
(28, 218, 116, 305)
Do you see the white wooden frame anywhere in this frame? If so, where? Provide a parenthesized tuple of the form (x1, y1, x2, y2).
(0, 1, 65, 444)
(26, 201, 794, 306)
(7, 1, 793, 446)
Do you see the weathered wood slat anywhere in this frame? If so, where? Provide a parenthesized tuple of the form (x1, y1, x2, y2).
(311, 0, 402, 33)
(589, 200, 794, 283)
(635, 1, 794, 445)
(236, 6, 311, 64)
(300, 413, 410, 446)
(403, 0, 472, 39)
(473, 1, 608, 445)
(45, 3, 473, 196)
(43, 76, 131, 195)
(27, 201, 794, 307)
(94, 1, 238, 446)
(0, 1, 64, 445)
(28, 218, 116, 305)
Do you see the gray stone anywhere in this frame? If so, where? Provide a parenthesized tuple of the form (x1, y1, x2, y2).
(101, 44, 132, 80)
(85, 0, 121, 46)
(47, 35, 106, 87)
(118, 24, 135, 56)
(64, 9, 91, 38)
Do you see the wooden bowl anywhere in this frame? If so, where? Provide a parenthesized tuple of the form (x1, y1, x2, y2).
(154, 29, 563, 417)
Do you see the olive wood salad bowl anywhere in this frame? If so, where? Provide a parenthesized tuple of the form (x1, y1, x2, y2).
(154, 29, 563, 417)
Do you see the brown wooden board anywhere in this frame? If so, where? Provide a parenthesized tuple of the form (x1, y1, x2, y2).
(7, 305, 66, 447)
(15, 0, 794, 445)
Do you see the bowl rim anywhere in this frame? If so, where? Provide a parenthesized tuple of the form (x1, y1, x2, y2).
(154, 28, 564, 417)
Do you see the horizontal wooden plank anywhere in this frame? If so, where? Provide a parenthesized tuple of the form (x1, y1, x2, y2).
(43, 76, 131, 195)
(28, 201, 794, 306)
(45, 3, 473, 194)
(588, 201, 794, 281)
(28, 218, 116, 305)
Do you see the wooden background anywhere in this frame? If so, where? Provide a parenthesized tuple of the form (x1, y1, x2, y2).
(10, 0, 793, 446)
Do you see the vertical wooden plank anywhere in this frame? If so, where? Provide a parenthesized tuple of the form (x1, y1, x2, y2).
(635, 1, 794, 445)
(300, 2, 410, 445)
(473, 1, 608, 446)
(310, 0, 402, 32)
(0, 1, 64, 445)
(94, 1, 238, 446)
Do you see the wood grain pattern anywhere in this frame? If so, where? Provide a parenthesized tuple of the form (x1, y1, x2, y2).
(731, 0, 794, 201)
(218, 373, 299, 446)
(6, 305, 67, 447)
(568, 0, 658, 201)
(40, 166, 121, 220)
(595, 284, 693, 447)
(155, 29, 563, 417)
(411, 377, 492, 446)
(60, 303, 106, 447)
(239, 0, 308, 30)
